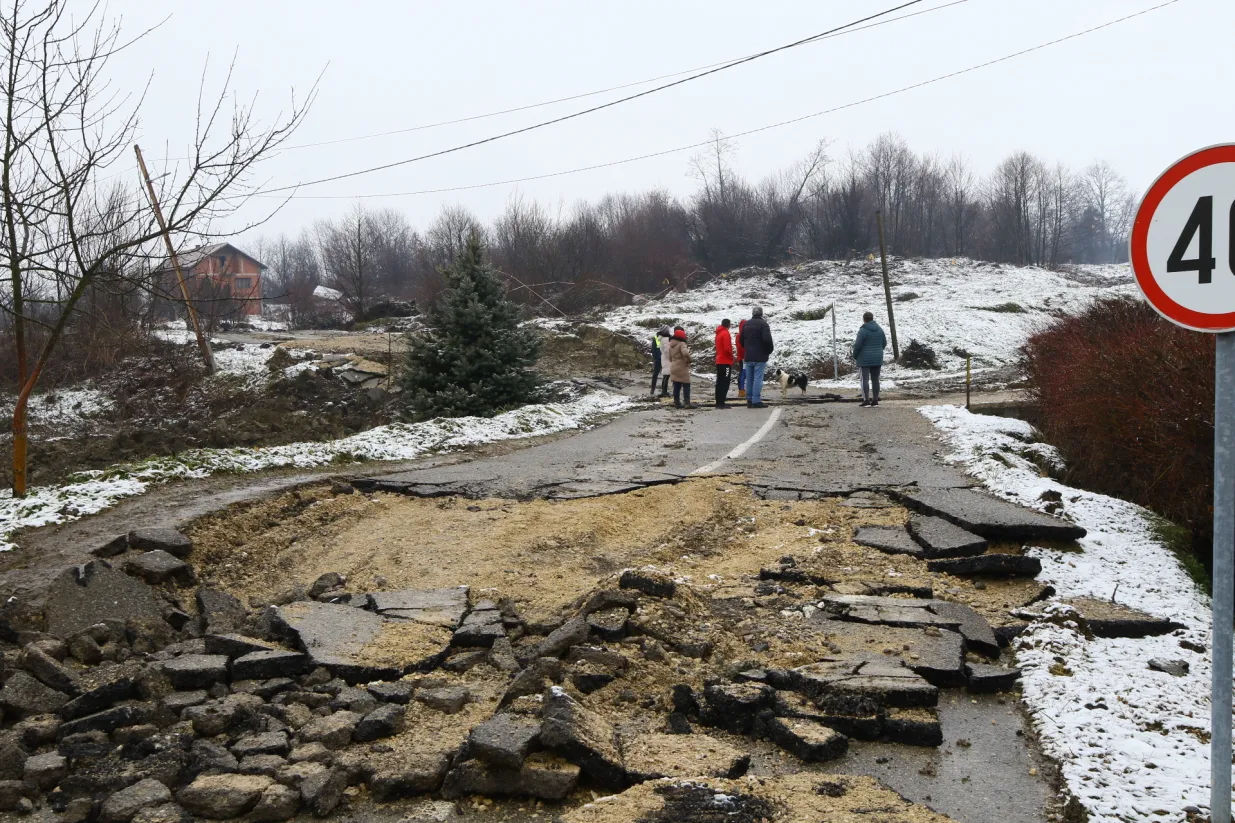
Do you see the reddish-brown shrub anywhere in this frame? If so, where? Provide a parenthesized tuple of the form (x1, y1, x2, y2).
(1022, 296, 1216, 567)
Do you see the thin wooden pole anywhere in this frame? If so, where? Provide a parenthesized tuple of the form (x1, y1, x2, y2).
(966, 356, 972, 410)
(875, 209, 899, 362)
(134, 145, 214, 374)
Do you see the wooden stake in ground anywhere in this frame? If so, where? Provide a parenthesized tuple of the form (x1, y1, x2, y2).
(875, 209, 900, 362)
(134, 145, 215, 374)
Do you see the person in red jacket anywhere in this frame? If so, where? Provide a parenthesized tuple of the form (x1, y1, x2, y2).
(714, 318, 735, 409)
(735, 318, 747, 399)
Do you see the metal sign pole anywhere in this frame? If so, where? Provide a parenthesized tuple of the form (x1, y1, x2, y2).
(1215, 331, 1235, 823)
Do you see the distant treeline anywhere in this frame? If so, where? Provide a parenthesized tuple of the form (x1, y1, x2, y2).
(254, 131, 1137, 322)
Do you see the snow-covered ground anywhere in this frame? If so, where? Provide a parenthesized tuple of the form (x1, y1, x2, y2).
(920, 405, 1213, 823)
(592, 258, 1134, 392)
(0, 388, 635, 552)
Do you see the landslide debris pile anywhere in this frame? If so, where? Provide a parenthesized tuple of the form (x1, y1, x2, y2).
(0, 522, 1033, 821)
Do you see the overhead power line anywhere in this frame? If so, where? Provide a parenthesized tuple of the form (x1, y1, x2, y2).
(271, 0, 1182, 202)
(262, 0, 929, 194)
(272, 0, 967, 154)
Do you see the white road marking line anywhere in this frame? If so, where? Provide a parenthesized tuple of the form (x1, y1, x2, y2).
(690, 408, 783, 475)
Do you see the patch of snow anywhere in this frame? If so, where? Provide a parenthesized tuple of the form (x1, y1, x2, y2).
(0, 389, 635, 552)
(0, 388, 112, 431)
(919, 404, 1214, 822)
(313, 284, 343, 300)
(597, 258, 1134, 389)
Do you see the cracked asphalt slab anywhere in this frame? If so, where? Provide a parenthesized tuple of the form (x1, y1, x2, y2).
(1, 394, 1059, 822)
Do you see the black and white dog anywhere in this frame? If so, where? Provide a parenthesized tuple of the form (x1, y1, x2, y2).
(770, 368, 809, 395)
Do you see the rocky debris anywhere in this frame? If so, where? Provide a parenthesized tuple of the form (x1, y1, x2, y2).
(366, 680, 414, 704)
(927, 600, 1000, 657)
(820, 594, 961, 633)
(1065, 597, 1185, 638)
(623, 733, 750, 780)
(560, 773, 960, 822)
(453, 604, 505, 647)
(231, 731, 290, 758)
(368, 753, 450, 801)
(534, 616, 591, 659)
(885, 707, 943, 746)
(64, 661, 143, 719)
(297, 711, 360, 750)
(370, 587, 469, 628)
(44, 561, 165, 638)
(308, 573, 347, 600)
(629, 602, 713, 660)
(128, 528, 194, 558)
(619, 569, 675, 598)
(19, 642, 79, 693)
(966, 663, 1022, 693)
(585, 607, 630, 641)
(852, 526, 924, 558)
(273, 601, 452, 682)
(441, 752, 580, 800)
(248, 782, 300, 822)
(124, 551, 196, 586)
(468, 712, 541, 769)
(23, 751, 66, 789)
(163, 655, 229, 690)
(760, 716, 849, 762)
(177, 773, 272, 819)
(0, 671, 69, 716)
(203, 634, 280, 659)
(416, 686, 470, 714)
(197, 588, 247, 635)
(99, 777, 172, 823)
(399, 799, 459, 823)
(892, 487, 1087, 541)
(927, 554, 1042, 578)
(297, 763, 348, 816)
(354, 704, 406, 741)
(785, 660, 938, 713)
(699, 683, 772, 734)
(232, 650, 309, 681)
(1149, 658, 1190, 677)
(906, 514, 989, 558)
(540, 686, 626, 788)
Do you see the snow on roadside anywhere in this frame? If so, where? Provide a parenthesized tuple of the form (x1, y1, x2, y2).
(0, 388, 113, 432)
(593, 258, 1134, 390)
(920, 404, 1213, 823)
(0, 389, 636, 552)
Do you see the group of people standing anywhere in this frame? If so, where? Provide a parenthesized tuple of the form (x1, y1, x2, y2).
(650, 307, 888, 409)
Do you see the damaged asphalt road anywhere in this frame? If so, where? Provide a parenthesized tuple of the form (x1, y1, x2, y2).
(0, 398, 1084, 822)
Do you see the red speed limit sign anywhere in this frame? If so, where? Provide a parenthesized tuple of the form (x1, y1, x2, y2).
(1131, 144, 1235, 331)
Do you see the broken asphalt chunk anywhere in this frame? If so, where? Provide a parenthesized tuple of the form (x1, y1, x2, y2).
(966, 663, 1022, 693)
(852, 525, 924, 558)
(906, 514, 988, 558)
(892, 487, 1087, 541)
(539, 686, 627, 788)
(927, 554, 1042, 578)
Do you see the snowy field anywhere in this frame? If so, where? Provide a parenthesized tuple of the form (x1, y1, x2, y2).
(0, 388, 635, 552)
(593, 258, 1134, 392)
(921, 405, 1213, 823)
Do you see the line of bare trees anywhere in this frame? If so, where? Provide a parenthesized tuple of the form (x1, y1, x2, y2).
(259, 131, 1137, 322)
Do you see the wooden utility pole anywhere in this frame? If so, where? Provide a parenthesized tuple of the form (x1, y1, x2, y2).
(134, 145, 215, 374)
(875, 209, 900, 362)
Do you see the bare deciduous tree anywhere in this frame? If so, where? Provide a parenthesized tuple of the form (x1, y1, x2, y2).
(0, 0, 312, 496)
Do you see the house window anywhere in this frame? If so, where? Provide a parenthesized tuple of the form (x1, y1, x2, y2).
(235, 277, 253, 290)
(217, 255, 227, 270)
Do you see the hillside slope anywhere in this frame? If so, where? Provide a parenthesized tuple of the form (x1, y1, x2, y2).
(589, 257, 1133, 394)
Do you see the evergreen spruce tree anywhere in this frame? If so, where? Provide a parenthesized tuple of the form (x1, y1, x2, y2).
(401, 235, 540, 420)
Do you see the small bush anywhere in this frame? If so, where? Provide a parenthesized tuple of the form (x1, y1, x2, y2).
(790, 306, 831, 322)
(951, 346, 972, 360)
(1023, 296, 1214, 575)
(895, 292, 920, 302)
(899, 340, 939, 370)
(635, 316, 678, 329)
(976, 302, 1026, 313)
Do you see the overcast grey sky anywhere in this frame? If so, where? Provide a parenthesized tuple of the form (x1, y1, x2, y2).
(110, 0, 1228, 243)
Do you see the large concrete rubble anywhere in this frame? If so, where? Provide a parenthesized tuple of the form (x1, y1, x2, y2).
(0, 478, 1107, 821)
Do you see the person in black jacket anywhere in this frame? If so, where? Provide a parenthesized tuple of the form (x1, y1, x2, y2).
(738, 307, 774, 408)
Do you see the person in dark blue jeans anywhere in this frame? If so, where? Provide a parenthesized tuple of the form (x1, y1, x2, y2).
(852, 311, 888, 407)
(738, 307, 774, 408)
